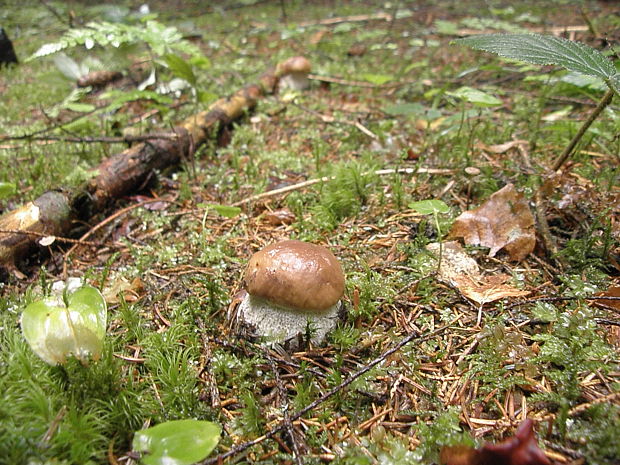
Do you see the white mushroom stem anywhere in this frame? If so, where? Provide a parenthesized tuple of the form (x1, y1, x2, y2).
(236, 293, 341, 348)
(278, 72, 310, 91)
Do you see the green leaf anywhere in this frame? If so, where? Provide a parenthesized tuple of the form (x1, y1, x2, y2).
(0, 182, 17, 199)
(360, 73, 394, 85)
(64, 102, 97, 113)
(100, 89, 174, 110)
(383, 103, 426, 116)
(211, 204, 242, 218)
(133, 420, 221, 465)
(446, 86, 503, 107)
(21, 285, 107, 365)
(409, 199, 450, 215)
(164, 54, 197, 86)
(434, 20, 459, 35)
(454, 34, 618, 81)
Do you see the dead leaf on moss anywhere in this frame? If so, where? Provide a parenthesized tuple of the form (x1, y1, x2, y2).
(476, 139, 528, 154)
(592, 286, 620, 314)
(427, 242, 530, 305)
(448, 184, 535, 261)
(263, 208, 296, 226)
(440, 419, 551, 465)
(103, 276, 145, 304)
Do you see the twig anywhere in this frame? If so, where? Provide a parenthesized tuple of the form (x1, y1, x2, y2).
(551, 88, 615, 171)
(309, 74, 403, 89)
(290, 101, 378, 139)
(505, 294, 620, 311)
(0, 134, 179, 145)
(267, 355, 303, 465)
(38, 0, 71, 27)
(232, 167, 453, 207)
(252, 12, 394, 29)
(201, 322, 453, 464)
(0, 229, 101, 247)
(62, 199, 175, 274)
(534, 188, 559, 261)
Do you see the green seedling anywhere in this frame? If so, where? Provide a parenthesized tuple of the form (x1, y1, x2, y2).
(409, 199, 450, 273)
(132, 419, 221, 465)
(454, 33, 619, 170)
(21, 284, 107, 365)
(0, 181, 16, 199)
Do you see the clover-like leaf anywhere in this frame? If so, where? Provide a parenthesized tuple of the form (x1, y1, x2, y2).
(133, 420, 221, 465)
(410, 199, 450, 215)
(21, 285, 107, 365)
(447, 86, 503, 107)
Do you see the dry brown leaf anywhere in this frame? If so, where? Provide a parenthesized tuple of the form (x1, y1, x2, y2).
(592, 286, 620, 314)
(453, 274, 530, 305)
(477, 139, 528, 154)
(103, 276, 145, 304)
(263, 208, 296, 226)
(441, 419, 551, 465)
(427, 241, 529, 305)
(448, 184, 535, 261)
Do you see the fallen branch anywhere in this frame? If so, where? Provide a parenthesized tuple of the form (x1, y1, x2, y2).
(0, 64, 280, 272)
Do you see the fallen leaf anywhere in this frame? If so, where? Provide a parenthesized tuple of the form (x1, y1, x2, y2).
(103, 276, 145, 304)
(477, 140, 528, 154)
(263, 208, 296, 226)
(427, 241, 529, 305)
(441, 419, 551, 465)
(592, 286, 620, 313)
(448, 184, 535, 261)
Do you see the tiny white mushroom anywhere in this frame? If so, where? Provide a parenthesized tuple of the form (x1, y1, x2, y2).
(275, 56, 312, 91)
(231, 240, 345, 349)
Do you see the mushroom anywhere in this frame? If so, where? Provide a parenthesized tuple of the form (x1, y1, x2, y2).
(231, 240, 345, 349)
(275, 56, 312, 91)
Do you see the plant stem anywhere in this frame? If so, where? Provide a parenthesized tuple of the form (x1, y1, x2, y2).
(551, 87, 614, 171)
(434, 212, 443, 274)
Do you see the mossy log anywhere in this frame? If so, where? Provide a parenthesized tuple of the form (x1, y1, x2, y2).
(0, 68, 280, 272)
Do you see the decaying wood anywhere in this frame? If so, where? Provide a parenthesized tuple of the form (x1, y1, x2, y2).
(0, 64, 279, 272)
(0, 192, 71, 266)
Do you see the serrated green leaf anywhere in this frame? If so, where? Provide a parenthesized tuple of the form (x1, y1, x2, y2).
(133, 420, 221, 465)
(446, 86, 503, 107)
(454, 33, 617, 81)
(21, 285, 107, 365)
(409, 199, 450, 215)
(0, 182, 17, 199)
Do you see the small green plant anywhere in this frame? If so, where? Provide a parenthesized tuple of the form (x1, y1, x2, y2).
(21, 283, 107, 365)
(132, 419, 221, 465)
(0, 182, 16, 199)
(409, 199, 450, 272)
(27, 20, 203, 61)
(454, 33, 618, 170)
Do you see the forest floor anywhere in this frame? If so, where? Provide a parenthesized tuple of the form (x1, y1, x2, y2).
(0, 1, 619, 464)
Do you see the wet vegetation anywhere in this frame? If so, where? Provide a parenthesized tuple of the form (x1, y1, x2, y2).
(0, 1, 619, 464)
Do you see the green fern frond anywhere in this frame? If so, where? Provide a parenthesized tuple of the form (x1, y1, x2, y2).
(27, 20, 201, 61)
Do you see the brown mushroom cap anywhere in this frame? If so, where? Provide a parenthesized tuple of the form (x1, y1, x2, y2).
(244, 240, 344, 312)
(276, 56, 311, 76)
